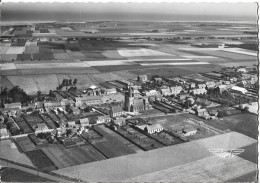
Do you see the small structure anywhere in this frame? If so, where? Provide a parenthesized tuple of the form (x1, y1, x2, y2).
(79, 118, 90, 127)
(4, 102, 22, 109)
(145, 124, 164, 134)
(137, 75, 148, 82)
(90, 115, 111, 124)
(112, 118, 126, 127)
(231, 86, 248, 94)
(182, 128, 197, 136)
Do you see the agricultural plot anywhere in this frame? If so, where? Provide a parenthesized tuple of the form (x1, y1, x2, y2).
(32, 53, 55, 60)
(1, 54, 17, 62)
(70, 74, 97, 89)
(26, 150, 57, 171)
(34, 74, 60, 94)
(7, 76, 39, 95)
(82, 51, 108, 60)
(0, 46, 10, 54)
(0, 140, 35, 167)
(68, 51, 86, 60)
(205, 113, 258, 139)
(14, 136, 37, 152)
(53, 52, 72, 60)
(16, 54, 32, 61)
(41, 144, 101, 169)
(13, 117, 34, 134)
(102, 50, 125, 59)
(92, 72, 125, 83)
(24, 46, 39, 54)
(5, 46, 25, 54)
(85, 60, 134, 66)
(117, 48, 173, 57)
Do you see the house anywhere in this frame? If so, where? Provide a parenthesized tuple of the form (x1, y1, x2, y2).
(60, 99, 75, 109)
(190, 88, 207, 95)
(90, 115, 110, 124)
(145, 124, 164, 134)
(182, 128, 197, 136)
(190, 82, 196, 88)
(231, 86, 247, 94)
(0, 128, 9, 139)
(67, 121, 76, 128)
(196, 108, 208, 116)
(79, 118, 90, 127)
(179, 93, 189, 100)
(110, 106, 125, 118)
(198, 83, 206, 89)
(4, 102, 22, 109)
(112, 118, 126, 127)
(105, 88, 117, 95)
(237, 67, 247, 73)
(205, 81, 215, 88)
(44, 102, 60, 111)
(154, 77, 163, 83)
(101, 93, 125, 104)
(137, 75, 148, 82)
(35, 123, 49, 133)
(170, 86, 183, 95)
(160, 87, 172, 96)
(144, 90, 159, 96)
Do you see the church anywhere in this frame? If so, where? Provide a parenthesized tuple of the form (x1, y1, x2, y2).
(124, 86, 150, 112)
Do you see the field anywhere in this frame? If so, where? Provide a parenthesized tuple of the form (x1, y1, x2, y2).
(204, 113, 258, 139)
(1, 168, 54, 182)
(41, 144, 105, 169)
(5, 46, 25, 54)
(54, 132, 257, 182)
(14, 136, 37, 152)
(117, 48, 173, 57)
(25, 150, 57, 171)
(0, 140, 35, 167)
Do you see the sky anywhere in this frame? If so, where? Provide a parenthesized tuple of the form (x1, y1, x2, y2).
(1, 2, 258, 23)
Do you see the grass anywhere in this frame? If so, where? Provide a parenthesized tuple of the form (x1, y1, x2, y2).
(1, 168, 55, 182)
(204, 113, 258, 139)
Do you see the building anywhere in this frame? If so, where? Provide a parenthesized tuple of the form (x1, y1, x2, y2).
(170, 86, 183, 96)
(125, 87, 150, 112)
(231, 86, 248, 94)
(90, 115, 110, 124)
(112, 118, 126, 127)
(190, 88, 207, 95)
(105, 88, 117, 95)
(145, 124, 164, 134)
(79, 118, 90, 127)
(75, 96, 102, 107)
(101, 93, 124, 104)
(182, 128, 197, 136)
(67, 121, 76, 128)
(35, 123, 49, 133)
(137, 75, 148, 82)
(44, 102, 60, 111)
(60, 99, 75, 109)
(160, 87, 172, 96)
(0, 128, 9, 139)
(4, 102, 22, 109)
(205, 81, 215, 88)
(144, 90, 159, 96)
(110, 106, 125, 118)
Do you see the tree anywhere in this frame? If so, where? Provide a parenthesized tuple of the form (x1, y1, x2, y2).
(69, 79, 72, 85)
(8, 86, 29, 104)
(73, 79, 77, 85)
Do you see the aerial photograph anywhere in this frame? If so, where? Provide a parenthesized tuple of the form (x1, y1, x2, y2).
(0, 1, 258, 182)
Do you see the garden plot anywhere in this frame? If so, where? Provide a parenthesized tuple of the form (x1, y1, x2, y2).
(7, 76, 39, 94)
(117, 48, 173, 57)
(5, 46, 25, 54)
(34, 74, 60, 94)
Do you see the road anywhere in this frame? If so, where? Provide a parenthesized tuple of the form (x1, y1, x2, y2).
(0, 159, 74, 183)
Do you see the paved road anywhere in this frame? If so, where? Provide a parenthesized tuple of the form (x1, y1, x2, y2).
(0, 159, 74, 183)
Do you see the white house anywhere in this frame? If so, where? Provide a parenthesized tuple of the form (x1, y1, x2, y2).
(182, 128, 197, 136)
(231, 86, 247, 94)
(145, 124, 164, 134)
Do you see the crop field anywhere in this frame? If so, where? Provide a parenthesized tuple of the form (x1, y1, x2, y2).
(204, 113, 258, 139)
(5, 46, 25, 54)
(0, 46, 10, 54)
(26, 150, 57, 171)
(53, 52, 72, 60)
(7, 76, 39, 94)
(102, 50, 125, 59)
(14, 136, 37, 152)
(68, 51, 86, 60)
(34, 74, 60, 94)
(92, 72, 125, 83)
(13, 117, 34, 133)
(0, 140, 35, 167)
(113, 70, 137, 80)
(85, 60, 134, 66)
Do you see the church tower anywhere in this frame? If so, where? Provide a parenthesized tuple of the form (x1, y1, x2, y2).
(125, 86, 135, 111)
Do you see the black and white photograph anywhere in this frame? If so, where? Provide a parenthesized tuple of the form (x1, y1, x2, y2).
(0, 1, 258, 182)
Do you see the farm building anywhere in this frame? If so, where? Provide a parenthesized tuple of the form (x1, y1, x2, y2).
(231, 86, 248, 94)
(145, 124, 164, 134)
(182, 128, 197, 136)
